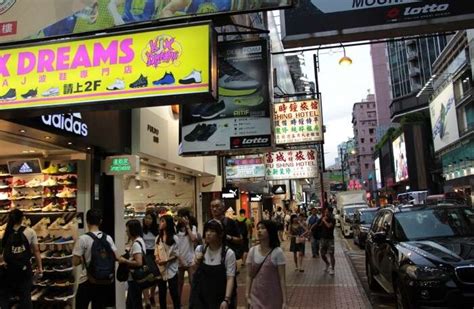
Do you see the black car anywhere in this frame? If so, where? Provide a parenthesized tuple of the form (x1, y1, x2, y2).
(353, 207, 378, 248)
(365, 205, 474, 308)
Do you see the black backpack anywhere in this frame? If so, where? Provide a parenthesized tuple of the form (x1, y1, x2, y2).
(3, 226, 31, 274)
(237, 218, 249, 240)
(86, 232, 115, 284)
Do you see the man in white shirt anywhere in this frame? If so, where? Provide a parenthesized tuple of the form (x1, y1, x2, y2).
(73, 208, 119, 309)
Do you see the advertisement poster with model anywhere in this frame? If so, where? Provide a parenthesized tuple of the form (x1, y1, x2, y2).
(0, 0, 292, 44)
(429, 83, 459, 152)
(180, 39, 272, 155)
(393, 134, 409, 183)
(281, 0, 474, 47)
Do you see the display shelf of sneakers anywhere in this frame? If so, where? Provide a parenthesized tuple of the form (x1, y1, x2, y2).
(31, 214, 77, 304)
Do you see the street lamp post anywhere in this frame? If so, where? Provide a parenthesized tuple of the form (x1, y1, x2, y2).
(340, 147, 345, 189)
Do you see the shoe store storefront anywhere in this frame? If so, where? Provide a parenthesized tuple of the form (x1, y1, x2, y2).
(0, 110, 131, 307)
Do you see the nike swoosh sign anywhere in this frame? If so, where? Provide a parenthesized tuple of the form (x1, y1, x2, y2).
(311, 0, 421, 13)
(175, 193, 185, 197)
(202, 181, 215, 188)
(147, 194, 157, 199)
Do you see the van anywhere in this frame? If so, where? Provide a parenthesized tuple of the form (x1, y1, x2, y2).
(340, 204, 367, 238)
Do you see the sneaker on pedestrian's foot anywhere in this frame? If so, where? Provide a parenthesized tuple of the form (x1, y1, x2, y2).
(329, 268, 335, 275)
(324, 263, 330, 272)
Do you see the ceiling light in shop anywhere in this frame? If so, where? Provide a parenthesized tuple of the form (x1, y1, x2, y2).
(29, 150, 35, 153)
(197, 174, 202, 177)
(22, 150, 29, 154)
(19, 129, 26, 133)
(44, 136, 51, 140)
(67, 142, 73, 145)
(134, 178, 141, 189)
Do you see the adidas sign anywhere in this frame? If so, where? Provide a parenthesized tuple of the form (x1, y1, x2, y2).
(19, 163, 33, 174)
(41, 113, 88, 137)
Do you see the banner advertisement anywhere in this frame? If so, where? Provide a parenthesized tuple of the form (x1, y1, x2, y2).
(374, 157, 382, 189)
(282, 0, 474, 47)
(180, 39, 271, 155)
(393, 134, 409, 183)
(265, 149, 318, 180)
(429, 83, 459, 152)
(0, 0, 292, 44)
(274, 99, 323, 145)
(0, 23, 214, 113)
(225, 155, 265, 179)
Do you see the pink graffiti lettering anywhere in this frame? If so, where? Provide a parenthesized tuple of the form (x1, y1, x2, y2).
(145, 37, 179, 68)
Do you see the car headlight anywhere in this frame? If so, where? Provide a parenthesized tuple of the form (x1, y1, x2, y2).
(406, 265, 450, 281)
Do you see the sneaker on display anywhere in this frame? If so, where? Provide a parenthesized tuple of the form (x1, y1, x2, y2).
(200, 101, 226, 119)
(21, 88, 38, 99)
(184, 124, 207, 142)
(153, 72, 175, 86)
(41, 178, 58, 187)
(196, 124, 217, 141)
(0, 88, 16, 101)
(233, 93, 264, 106)
(26, 178, 42, 188)
(129, 74, 148, 88)
(58, 163, 76, 174)
(55, 236, 73, 244)
(42, 164, 59, 174)
(42, 87, 60, 97)
(0, 179, 9, 189)
(106, 78, 125, 90)
(179, 70, 202, 84)
(56, 188, 76, 198)
(42, 202, 57, 212)
(13, 179, 26, 187)
(219, 61, 260, 96)
(0, 192, 9, 200)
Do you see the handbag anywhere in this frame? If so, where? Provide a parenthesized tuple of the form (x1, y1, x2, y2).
(130, 241, 156, 287)
(117, 252, 130, 282)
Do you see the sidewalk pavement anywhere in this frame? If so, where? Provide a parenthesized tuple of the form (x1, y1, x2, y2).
(164, 234, 371, 308)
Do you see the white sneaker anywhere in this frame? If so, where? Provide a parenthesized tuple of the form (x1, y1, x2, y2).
(179, 70, 202, 84)
(107, 78, 125, 90)
(324, 263, 330, 272)
(42, 87, 59, 97)
(329, 268, 335, 275)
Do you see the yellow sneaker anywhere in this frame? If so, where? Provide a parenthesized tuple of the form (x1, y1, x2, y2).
(42, 164, 59, 174)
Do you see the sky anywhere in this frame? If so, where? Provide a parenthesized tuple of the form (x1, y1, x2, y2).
(303, 45, 375, 167)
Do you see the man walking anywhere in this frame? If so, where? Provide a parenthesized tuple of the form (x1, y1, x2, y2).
(319, 207, 336, 275)
(210, 199, 242, 257)
(307, 207, 321, 258)
(237, 209, 252, 267)
(73, 208, 119, 309)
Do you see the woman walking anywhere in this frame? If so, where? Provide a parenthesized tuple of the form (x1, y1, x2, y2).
(1, 209, 43, 309)
(288, 214, 308, 272)
(119, 219, 146, 309)
(246, 220, 287, 309)
(142, 211, 159, 308)
(155, 215, 180, 309)
(176, 209, 198, 302)
(189, 219, 236, 309)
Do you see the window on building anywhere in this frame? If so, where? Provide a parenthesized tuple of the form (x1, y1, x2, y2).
(365, 163, 369, 169)
(370, 138, 373, 143)
(369, 128, 375, 134)
(361, 138, 365, 143)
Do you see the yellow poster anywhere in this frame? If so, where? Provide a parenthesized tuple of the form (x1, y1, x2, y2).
(0, 23, 211, 110)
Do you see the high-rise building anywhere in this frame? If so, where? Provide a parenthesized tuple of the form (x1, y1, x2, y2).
(370, 43, 393, 142)
(352, 94, 377, 191)
(285, 54, 314, 93)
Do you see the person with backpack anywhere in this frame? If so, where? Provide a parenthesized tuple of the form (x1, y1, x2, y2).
(237, 209, 252, 267)
(210, 199, 242, 259)
(1, 209, 42, 309)
(189, 219, 236, 309)
(154, 215, 180, 309)
(73, 208, 119, 309)
(307, 207, 321, 258)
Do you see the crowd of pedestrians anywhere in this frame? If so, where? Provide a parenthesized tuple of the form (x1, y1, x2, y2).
(0, 200, 336, 309)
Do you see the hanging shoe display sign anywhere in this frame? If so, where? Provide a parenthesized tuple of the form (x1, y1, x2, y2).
(0, 22, 217, 117)
(180, 39, 272, 155)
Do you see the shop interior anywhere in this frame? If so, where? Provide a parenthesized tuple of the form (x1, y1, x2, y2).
(0, 130, 89, 307)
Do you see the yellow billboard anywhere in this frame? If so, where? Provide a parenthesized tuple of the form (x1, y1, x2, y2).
(0, 23, 213, 111)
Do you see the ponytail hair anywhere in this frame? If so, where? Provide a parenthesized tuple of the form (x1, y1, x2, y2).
(2, 208, 24, 248)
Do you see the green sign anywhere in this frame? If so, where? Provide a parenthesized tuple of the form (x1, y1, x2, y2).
(104, 155, 139, 175)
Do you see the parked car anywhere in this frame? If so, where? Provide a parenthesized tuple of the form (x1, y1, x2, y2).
(352, 208, 379, 248)
(340, 204, 367, 238)
(365, 205, 474, 308)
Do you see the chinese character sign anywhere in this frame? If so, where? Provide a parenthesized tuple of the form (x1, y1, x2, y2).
(274, 99, 323, 145)
(264, 149, 318, 180)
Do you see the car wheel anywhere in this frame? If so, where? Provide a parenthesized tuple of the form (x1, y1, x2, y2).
(366, 257, 379, 291)
(394, 278, 411, 309)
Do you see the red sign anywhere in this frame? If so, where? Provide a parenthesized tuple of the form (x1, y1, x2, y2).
(0, 21, 17, 36)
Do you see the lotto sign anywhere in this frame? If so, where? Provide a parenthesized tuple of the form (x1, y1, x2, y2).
(274, 99, 323, 145)
(0, 23, 214, 112)
(264, 149, 318, 180)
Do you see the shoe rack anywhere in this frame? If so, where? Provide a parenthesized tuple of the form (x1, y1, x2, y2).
(0, 161, 78, 306)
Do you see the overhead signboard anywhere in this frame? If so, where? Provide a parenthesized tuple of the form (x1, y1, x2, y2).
(0, 0, 292, 44)
(429, 83, 459, 152)
(180, 39, 272, 155)
(281, 0, 474, 47)
(393, 134, 409, 183)
(225, 156, 265, 180)
(8, 159, 42, 175)
(0, 23, 215, 115)
(274, 99, 323, 145)
(374, 157, 382, 189)
(271, 184, 287, 195)
(250, 192, 263, 202)
(221, 186, 239, 200)
(265, 149, 318, 180)
(104, 155, 139, 176)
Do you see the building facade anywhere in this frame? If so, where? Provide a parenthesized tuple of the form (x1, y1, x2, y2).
(352, 94, 378, 191)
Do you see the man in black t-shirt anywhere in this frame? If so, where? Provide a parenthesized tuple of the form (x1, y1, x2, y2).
(319, 207, 336, 275)
(210, 199, 243, 259)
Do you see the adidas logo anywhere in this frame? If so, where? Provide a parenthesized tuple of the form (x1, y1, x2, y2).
(274, 186, 285, 194)
(41, 113, 88, 137)
(19, 162, 33, 174)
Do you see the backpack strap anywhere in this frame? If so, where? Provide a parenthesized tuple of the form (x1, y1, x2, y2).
(221, 246, 229, 265)
(18, 226, 27, 234)
(86, 232, 100, 241)
(135, 240, 146, 255)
